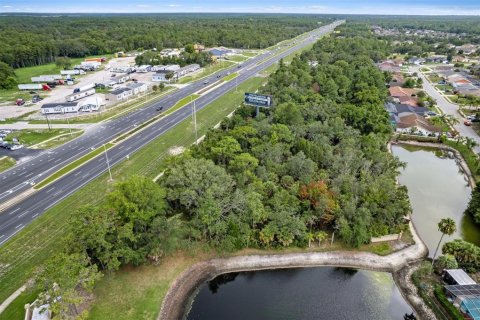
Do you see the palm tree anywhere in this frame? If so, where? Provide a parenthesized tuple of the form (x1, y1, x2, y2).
(315, 231, 328, 246)
(306, 232, 314, 248)
(432, 218, 456, 266)
(446, 115, 460, 126)
(465, 137, 478, 150)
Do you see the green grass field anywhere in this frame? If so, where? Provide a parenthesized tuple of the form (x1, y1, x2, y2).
(223, 72, 238, 82)
(33, 131, 84, 149)
(6, 129, 81, 147)
(0, 156, 16, 173)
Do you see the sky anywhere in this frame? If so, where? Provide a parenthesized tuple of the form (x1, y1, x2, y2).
(1, 0, 480, 15)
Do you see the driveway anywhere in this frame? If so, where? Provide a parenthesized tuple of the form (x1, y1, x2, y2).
(413, 65, 480, 153)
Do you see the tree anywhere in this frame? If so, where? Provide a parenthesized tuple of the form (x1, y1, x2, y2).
(185, 44, 195, 54)
(0, 61, 16, 89)
(35, 252, 102, 319)
(434, 254, 458, 274)
(432, 218, 456, 266)
(306, 231, 314, 248)
(55, 57, 72, 69)
(315, 231, 328, 246)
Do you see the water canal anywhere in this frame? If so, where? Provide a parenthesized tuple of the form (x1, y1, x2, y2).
(392, 145, 480, 256)
(187, 267, 412, 320)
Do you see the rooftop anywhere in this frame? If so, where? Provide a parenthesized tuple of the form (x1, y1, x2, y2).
(41, 102, 79, 109)
(110, 87, 132, 95)
(445, 269, 477, 286)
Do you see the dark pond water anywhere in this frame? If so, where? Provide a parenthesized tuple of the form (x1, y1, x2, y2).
(392, 145, 480, 256)
(187, 267, 413, 320)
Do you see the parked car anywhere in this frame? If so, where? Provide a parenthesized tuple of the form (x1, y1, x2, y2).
(15, 99, 25, 106)
(426, 111, 437, 116)
(464, 119, 472, 126)
(9, 144, 23, 150)
(467, 115, 476, 120)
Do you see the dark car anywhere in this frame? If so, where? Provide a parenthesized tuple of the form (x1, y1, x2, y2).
(156, 106, 163, 112)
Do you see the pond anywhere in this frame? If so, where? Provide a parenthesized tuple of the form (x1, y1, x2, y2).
(392, 145, 480, 256)
(187, 267, 412, 320)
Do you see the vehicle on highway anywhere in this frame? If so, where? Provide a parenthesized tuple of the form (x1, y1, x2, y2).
(156, 106, 163, 111)
(464, 119, 472, 126)
(216, 74, 221, 78)
(9, 144, 24, 150)
(203, 80, 209, 85)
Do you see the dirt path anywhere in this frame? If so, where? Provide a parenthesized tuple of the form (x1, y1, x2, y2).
(158, 219, 434, 320)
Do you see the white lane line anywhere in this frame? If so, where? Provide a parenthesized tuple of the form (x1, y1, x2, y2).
(8, 208, 20, 215)
(18, 211, 28, 218)
(15, 224, 23, 229)
(32, 213, 38, 218)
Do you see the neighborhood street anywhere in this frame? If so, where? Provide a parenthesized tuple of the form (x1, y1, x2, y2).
(413, 65, 480, 152)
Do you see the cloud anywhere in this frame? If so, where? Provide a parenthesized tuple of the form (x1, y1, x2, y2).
(3, 5, 12, 8)
(167, 4, 180, 7)
(136, 4, 150, 8)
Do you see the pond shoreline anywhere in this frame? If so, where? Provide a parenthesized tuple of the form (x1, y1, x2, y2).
(392, 140, 476, 188)
(158, 219, 434, 320)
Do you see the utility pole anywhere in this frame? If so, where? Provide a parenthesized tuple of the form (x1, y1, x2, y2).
(45, 113, 51, 131)
(235, 75, 238, 92)
(103, 144, 113, 181)
(63, 107, 73, 137)
(192, 100, 198, 144)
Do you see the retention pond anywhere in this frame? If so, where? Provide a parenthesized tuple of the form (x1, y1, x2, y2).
(187, 267, 412, 320)
(392, 145, 480, 256)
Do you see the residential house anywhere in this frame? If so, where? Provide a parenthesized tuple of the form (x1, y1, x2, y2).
(426, 55, 448, 64)
(194, 44, 205, 52)
(389, 86, 418, 97)
(126, 82, 148, 95)
(136, 65, 152, 73)
(111, 66, 134, 73)
(395, 113, 441, 136)
(208, 47, 233, 58)
(408, 57, 426, 65)
(111, 74, 130, 85)
(41, 102, 80, 114)
(378, 60, 401, 73)
(152, 70, 175, 83)
(453, 56, 470, 63)
(389, 73, 405, 87)
(456, 44, 478, 55)
(106, 87, 133, 102)
(177, 64, 201, 77)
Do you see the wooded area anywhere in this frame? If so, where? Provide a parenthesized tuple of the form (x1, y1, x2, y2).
(0, 14, 330, 68)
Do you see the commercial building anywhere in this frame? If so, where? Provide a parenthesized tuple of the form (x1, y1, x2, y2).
(106, 87, 133, 102)
(111, 74, 130, 84)
(136, 65, 152, 73)
(177, 64, 201, 77)
(41, 102, 80, 114)
(152, 70, 174, 83)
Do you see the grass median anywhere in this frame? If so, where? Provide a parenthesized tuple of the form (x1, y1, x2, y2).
(34, 143, 114, 189)
(223, 72, 238, 82)
(0, 156, 16, 173)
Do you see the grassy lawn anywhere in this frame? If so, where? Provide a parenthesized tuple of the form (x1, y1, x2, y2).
(0, 89, 31, 104)
(0, 289, 40, 320)
(223, 72, 238, 82)
(427, 74, 442, 83)
(0, 156, 16, 173)
(435, 84, 453, 93)
(33, 131, 84, 149)
(6, 129, 81, 147)
(226, 55, 249, 62)
(34, 143, 114, 189)
(178, 61, 236, 84)
(0, 76, 267, 310)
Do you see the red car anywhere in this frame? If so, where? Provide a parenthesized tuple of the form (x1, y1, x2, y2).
(464, 119, 472, 126)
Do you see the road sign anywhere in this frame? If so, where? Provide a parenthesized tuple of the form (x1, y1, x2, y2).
(244, 93, 273, 108)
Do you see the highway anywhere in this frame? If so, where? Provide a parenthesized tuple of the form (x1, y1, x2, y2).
(0, 20, 343, 246)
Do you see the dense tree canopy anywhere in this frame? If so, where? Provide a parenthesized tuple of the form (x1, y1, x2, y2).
(0, 14, 332, 68)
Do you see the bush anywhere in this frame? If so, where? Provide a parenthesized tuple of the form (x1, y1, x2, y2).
(442, 239, 480, 272)
(433, 285, 464, 320)
(434, 254, 458, 274)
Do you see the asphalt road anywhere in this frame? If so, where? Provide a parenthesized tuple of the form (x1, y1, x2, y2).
(0, 21, 344, 246)
(414, 66, 480, 152)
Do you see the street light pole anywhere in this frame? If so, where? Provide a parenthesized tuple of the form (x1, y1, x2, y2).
(103, 144, 113, 181)
(63, 107, 73, 137)
(192, 100, 198, 144)
(45, 113, 51, 131)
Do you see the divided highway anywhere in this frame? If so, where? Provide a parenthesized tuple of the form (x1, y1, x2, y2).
(0, 20, 343, 246)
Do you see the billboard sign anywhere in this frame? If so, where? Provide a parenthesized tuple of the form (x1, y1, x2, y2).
(244, 93, 273, 108)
